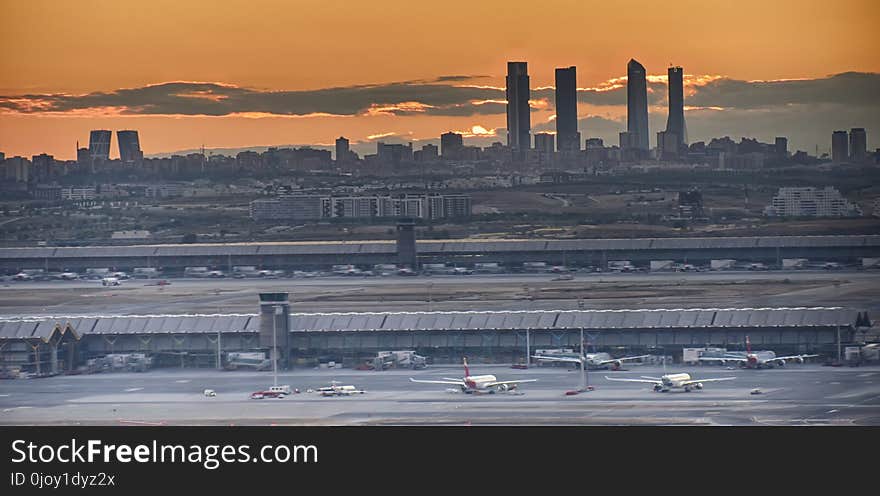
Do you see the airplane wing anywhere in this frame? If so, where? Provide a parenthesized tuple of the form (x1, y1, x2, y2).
(531, 355, 582, 364)
(484, 379, 538, 387)
(681, 377, 736, 386)
(604, 376, 661, 384)
(410, 378, 466, 386)
(698, 356, 747, 362)
(596, 355, 649, 365)
(770, 354, 819, 363)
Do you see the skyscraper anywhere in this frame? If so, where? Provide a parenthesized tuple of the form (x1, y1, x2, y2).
(117, 130, 142, 163)
(775, 137, 788, 158)
(88, 130, 111, 162)
(555, 66, 579, 152)
(849, 128, 867, 161)
(506, 62, 530, 152)
(832, 131, 849, 163)
(665, 66, 686, 147)
(440, 131, 463, 159)
(335, 136, 350, 163)
(627, 59, 649, 151)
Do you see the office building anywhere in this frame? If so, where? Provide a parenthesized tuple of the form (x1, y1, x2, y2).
(832, 131, 849, 163)
(764, 187, 860, 217)
(88, 130, 111, 162)
(534, 133, 555, 152)
(414, 144, 439, 162)
(506, 61, 531, 152)
(250, 194, 471, 221)
(775, 137, 788, 158)
(555, 66, 579, 151)
(117, 130, 142, 163)
(440, 132, 464, 159)
(627, 59, 649, 151)
(850, 128, 867, 161)
(335, 136, 350, 163)
(377, 142, 413, 164)
(664, 66, 686, 147)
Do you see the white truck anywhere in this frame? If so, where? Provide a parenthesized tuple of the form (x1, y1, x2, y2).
(370, 351, 427, 370)
(782, 258, 808, 269)
(650, 260, 674, 271)
(710, 259, 736, 271)
(608, 260, 637, 272)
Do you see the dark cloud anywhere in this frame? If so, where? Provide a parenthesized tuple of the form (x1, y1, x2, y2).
(687, 72, 880, 109)
(1, 73, 877, 152)
(0, 81, 503, 117)
(432, 75, 489, 82)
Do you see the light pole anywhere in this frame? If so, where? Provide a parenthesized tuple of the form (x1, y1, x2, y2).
(525, 328, 530, 366)
(273, 305, 283, 387)
(837, 325, 841, 364)
(580, 328, 588, 391)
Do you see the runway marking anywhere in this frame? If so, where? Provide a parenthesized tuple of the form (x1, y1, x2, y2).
(0, 394, 9, 397)
(2, 406, 33, 412)
(124, 388, 143, 392)
(118, 420, 166, 426)
(175, 380, 190, 383)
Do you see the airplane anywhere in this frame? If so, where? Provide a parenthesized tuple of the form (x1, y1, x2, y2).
(101, 277, 121, 286)
(310, 381, 366, 396)
(11, 272, 33, 281)
(409, 357, 537, 394)
(698, 336, 818, 369)
(53, 272, 80, 280)
(532, 351, 649, 370)
(605, 372, 736, 392)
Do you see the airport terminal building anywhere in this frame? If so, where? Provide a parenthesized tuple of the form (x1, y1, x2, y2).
(0, 304, 871, 374)
(1, 235, 879, 274)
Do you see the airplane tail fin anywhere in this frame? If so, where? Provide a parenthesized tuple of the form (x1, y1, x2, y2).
(463, 357, 470, 377)
(746, 335, 751, 354)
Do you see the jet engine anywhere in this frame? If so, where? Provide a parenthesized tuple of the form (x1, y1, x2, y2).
(653, 384, 664, 392)
(695, 383, 704, 390)
(609, 361, 622, 370)
(496, 384, 510, 392)
(794, 357, 804, 364)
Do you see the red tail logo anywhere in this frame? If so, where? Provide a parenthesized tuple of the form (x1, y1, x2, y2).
(463, 357, 471, 378)
(746, 335, 752, 354)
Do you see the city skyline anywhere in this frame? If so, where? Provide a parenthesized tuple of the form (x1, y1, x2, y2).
(1, 0, 879, 158)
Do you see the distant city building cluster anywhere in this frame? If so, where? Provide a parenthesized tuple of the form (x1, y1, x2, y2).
(1, 60, 877, 206)
(250, 193, 472, 221)
(832, 128, 869, 164)
(764, 187, 862, 218)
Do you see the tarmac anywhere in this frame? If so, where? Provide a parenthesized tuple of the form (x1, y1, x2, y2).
(2, 364, 878, 426)
(2, 270, 879, 315)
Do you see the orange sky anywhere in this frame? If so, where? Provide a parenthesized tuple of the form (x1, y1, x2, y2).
(1, 0, 879, 158)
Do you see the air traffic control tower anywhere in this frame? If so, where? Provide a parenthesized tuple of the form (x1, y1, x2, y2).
(396, 218, 417, 269)
(259, 292, 290, 369)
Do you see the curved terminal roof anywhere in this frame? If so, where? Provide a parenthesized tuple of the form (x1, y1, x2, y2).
(0, 307, 865, 339)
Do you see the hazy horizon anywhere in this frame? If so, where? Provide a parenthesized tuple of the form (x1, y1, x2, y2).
(2, 0, 879, 159)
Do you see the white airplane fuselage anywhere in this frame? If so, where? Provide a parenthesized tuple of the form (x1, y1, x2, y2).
(656, 373, 703, 392)
(725, 350, 801, 368)
(463, 374, 500, 391)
